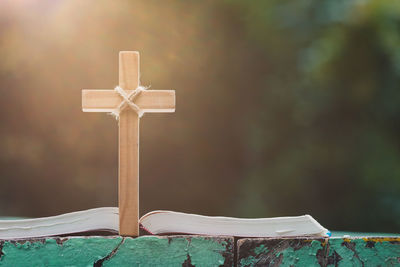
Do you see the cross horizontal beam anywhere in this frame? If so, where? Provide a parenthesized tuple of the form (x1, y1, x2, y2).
(82, 90, 175, 113)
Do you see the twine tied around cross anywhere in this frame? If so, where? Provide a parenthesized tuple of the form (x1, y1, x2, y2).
(110, 85, 148, 119)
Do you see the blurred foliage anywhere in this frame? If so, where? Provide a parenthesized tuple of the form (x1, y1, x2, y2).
(0, 0, 399, 232)
(229, 0, 400, 232)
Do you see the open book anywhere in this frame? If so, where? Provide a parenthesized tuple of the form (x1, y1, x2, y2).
(0, 208, 329, 239)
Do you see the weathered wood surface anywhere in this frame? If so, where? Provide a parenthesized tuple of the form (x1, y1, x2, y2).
(0, 235, 233, 266)
(1, 235, 399, 266)
(237, 237, 400, 266)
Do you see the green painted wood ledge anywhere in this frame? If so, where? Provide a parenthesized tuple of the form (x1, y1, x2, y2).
(0, 235, 234, 266)
(0, 233, 399, 266)
(238, 234, 400, 266)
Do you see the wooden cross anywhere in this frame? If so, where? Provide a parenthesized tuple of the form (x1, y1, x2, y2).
(81, 51, 175, 236)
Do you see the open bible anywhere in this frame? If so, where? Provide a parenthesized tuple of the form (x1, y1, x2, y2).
(0, 208, 329, 239)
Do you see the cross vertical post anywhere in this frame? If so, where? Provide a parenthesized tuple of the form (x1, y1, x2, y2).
(81, 51, 175, 237)
(119, 51, 140, 236)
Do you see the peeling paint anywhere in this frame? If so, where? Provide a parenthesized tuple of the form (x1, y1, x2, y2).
(0, 235, 398, 266)
(238, 237, 400, 267)
(237, 238, 327, 266)
(361, 237, 400, 243)
(327, 238, 400, 266)
(103, 236, 233, 267)
(0, 237, 121, 266)
(0, 236, 233, 266)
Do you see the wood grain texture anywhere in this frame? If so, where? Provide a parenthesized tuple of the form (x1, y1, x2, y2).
(82, 89, 175, 112)
(118, 51, 140, 236)
(119, 51, 139, 91)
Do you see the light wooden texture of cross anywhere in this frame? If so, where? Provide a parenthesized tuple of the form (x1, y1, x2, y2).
(82, 51, 175, 236)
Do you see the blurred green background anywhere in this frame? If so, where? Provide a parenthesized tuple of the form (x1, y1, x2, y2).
(0, 0, 399, 233)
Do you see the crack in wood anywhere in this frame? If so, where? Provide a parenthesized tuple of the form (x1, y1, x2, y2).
(182, 254, 195, 267)
(93, 237, 125, 267)
(342, 241, 365, 266)
(55, 237, 68, 246)
(0, 241, 4, 261)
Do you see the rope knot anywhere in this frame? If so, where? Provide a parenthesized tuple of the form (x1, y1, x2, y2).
(110, 85, 148, 119)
